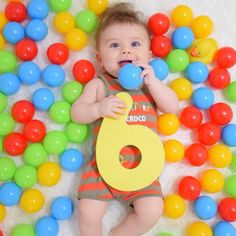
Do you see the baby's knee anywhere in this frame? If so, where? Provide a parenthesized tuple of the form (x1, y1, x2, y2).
(79, 204, 102, 226)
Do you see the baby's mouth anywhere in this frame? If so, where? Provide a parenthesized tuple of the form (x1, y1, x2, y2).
(119, 60, 133, 67)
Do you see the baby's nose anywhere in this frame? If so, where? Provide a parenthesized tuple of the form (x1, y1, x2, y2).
(121, 47, 131, 54)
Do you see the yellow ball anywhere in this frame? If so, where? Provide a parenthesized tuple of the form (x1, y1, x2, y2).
(88, 0, 109, 15)
(200, 169, 224, 193)
(191, 15, 213, 39)
(164, 139, 185, 162)
(38, 162, 61, 186)
(157, 113, 179, 135)
(0, 12, 7, 32)
(171, 5, 193, 27)
(164, 194, 186, 218)
(20, 189, 45, 213)
(0, 34, 6, 50)
(208, 144, 232, 168)
(186, 221, 213, 236)
(0, 204, 6, 222)
(169, 77, 192, 100)
(65, 28, 88, 51)
(54, 12, 75, 34)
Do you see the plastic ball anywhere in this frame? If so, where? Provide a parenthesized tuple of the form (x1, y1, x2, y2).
(61, 81, 83, 104)
(185, 62, 208, 83)
(37, 161, 61, 186)
(11, 224, 35, 236)
(75, 10, 97, 33)
(170, 77, 192, 100)
(35, 216, 59, 236)
(118, 63, 143, 90)
(49, 101, 71, 124)
(0, 34, 5, 50)
(0, 137, 2, 153)
(151, 35, 172, 58)
(214, 221, 236, 236)
(172, 26, 194, 49)
(222, 124, 236, 147)
(11, 100, 35, 123)
(32, 87, 55, 111)
(43, 130, 68, 154)
(27, 0, 49, 19)
(0, 204, 6, 222)
(163, 139, 184, 162)
(149, 58, 169, 81)
(0, 113, 16, 136)
(231, 152, 236, 172)
(53, 12, 75, 34)
(47, 43, 69, 65)
(171, 5, 193, 27)
(158, 233, 173, 236)
(225, 81, 236, 102)
(48, 0, 72, 12)
(5, 1, 27, 22)
(59, 148, 84, 172)
(164, 194, 186, 219)
(200, 169, 224, 193)
(0, 50, 17, 73)
(218, 198, 236, 222)
(0, 92, 7, 112)
(185, 143, 208, 166)
(0, 12, 7, 31)
(25, 19, 48, 41)
(194, 196, 217, 220)
(215, 47, 236, 68)
(73, 59, 95, 84)
(2, 22, 25, 44)
(157, 113, 179, 135)
(191, 15, 213, 38)
(186, 221, 213, 236)
(65, 122, 88, 143)
(0, 157, 16, 181)
(166, 49, 189, 72)
(0, 73, 21, 95)
(191, 87, 214, 110)
(148, 13, 170, 35)
(224, 175, 236, 198)
(88, 0, 109, 15)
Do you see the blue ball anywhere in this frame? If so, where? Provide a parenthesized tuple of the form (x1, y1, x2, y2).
(18, 61, 41, 85)
(149, 58, 169, 81)
(118, 63, 143, 90)
(35, 216, 59, 236)
(27, 0, 49, 20)
(25, 19, 48, 41)
(222, 124, 236, 147)
(2, 22, 25, 44)
(193, 196, 217, 220)
(171, 26, 194, 49)
(185, 62, 208, 83)
(0, 73, 21, 95)
(51, 196, 74, 220)
(32, 87, 55, 111)
(42, 64, 65, 87)
(214, 221, 236, 236)
(59, 148, 84, 172)
(191, 87, 214, 110)
(0, 182, 22, 206)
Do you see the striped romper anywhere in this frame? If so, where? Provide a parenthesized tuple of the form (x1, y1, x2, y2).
(78, 73, 163, 204)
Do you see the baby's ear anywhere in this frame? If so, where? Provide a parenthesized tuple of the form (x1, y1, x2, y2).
(96, 52, 103, 66)
(149, 50, 152, 60)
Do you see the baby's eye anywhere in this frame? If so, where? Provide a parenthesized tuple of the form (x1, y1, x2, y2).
(110, 42, 119, 48)
(131, 41, 141, 47)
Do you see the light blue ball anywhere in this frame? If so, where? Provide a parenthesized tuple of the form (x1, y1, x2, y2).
(192, 87, 214, 110)
(185, 62, 208, 83)
(214, 221, 236, 236)
(149, 58, 169, 81)
(2, 22, 25, 44)
(222, 124, 236, 147)
(27, 0, 49, 19)
(25, 19, 48, 41)
(42, 64, 65, 87)
(18, 61, 41, 85)
(32, 87, 55, 111)
(118, 63, 143, 90)
(0, 73, 21, 95)
(171, 26, 194, 49)
(51, 196, 74, 220)
(35, 216, 59, 236)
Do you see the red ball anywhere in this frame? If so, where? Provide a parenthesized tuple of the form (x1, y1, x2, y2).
(151, 35, 172, 57)
(197, 122, 221, 146)
(11, 100, 35, 123)
(148, 13, 170, 35)
(73, 60, 95, 84)
(209, 102, 233, 125)
(0, 230, 3, 236)
(23, 119, 46, 142)
(15, 38, 38, 61)
(185, 143, 208, 166)
(178, 176, 201, 201)
(3, 132, 27, 156)
(47, 43, 69, 65)
(218, 198, 236, 222)
(215, 47, 236, 68)
(180, 105, 203, 129)
(207, 67, 231, 89)
(4, 1, 27, 22)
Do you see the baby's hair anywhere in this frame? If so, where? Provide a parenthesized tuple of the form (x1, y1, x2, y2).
(95, 2, 150, 48)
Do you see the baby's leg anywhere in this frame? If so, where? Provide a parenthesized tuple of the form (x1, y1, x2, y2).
(111, 197, 163, 236)
(79, 199, 109, 236)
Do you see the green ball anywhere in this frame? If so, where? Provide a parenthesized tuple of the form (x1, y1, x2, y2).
(75, 10, 97, 33)
(166, 49, 189, 72)
(49, 100, 71, 124)
(224, 175, 236, 198)
(62, 81, 83, 104)
(65, 122, 88, 143)
(0, 157, 16, 181)
(11, 223, 35, 236)
(14, 165, 37, 188)
(0, 50, 17, 73)
(157, 233, 173, 236)
(0, 92, 7, 112)
(0, 136, 3, 153)
(0, 113, 16, 136)
(48, 0, 72, 12)
(225, 81, 236, 102)
(230, 152, 236, 172)
(43, 130, 68, 154)
(24, 143, 48, 167)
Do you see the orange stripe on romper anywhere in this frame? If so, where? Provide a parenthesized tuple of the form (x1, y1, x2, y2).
(79, 182, 107, 192)
(124, 189, 161, 201)
(81, 169, 99, 179)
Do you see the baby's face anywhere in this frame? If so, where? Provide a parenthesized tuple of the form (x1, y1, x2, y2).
(97, 23, 151, 78)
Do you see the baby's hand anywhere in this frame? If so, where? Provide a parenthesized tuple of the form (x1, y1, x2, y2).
(97, 95, 126, 119)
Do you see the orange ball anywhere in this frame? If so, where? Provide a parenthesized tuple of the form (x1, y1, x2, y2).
(164, 139, 185, 162)
(191, 15, 213, 38)
(157, 113, 179, 135)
